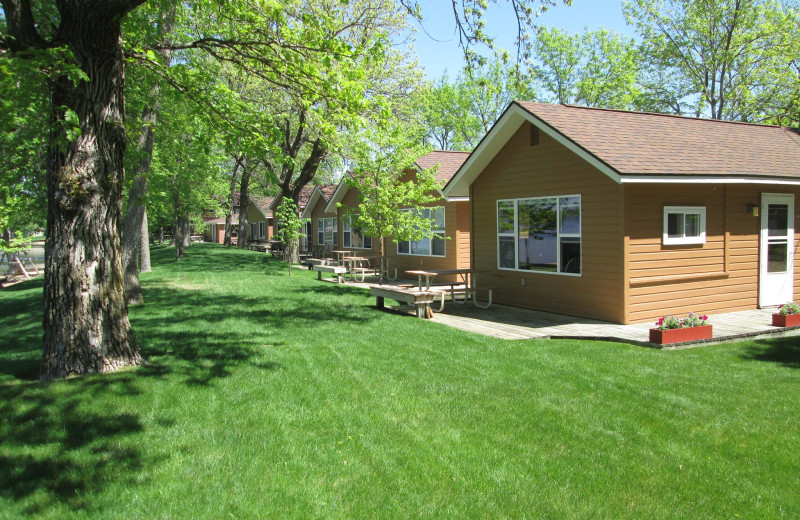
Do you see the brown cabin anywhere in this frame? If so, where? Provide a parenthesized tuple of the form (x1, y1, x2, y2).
(203, 194, 274, 244)
(325, 150, 472, 282)
(443, 101, 800, 324)
(271, 185, 338, 253)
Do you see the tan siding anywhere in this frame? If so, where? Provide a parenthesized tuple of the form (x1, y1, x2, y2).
(625, 184, 800, 323)
(309, 194, 334, 248)
(471, 124, 625, 323)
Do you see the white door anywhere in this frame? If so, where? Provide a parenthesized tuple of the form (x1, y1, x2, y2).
(759, 193, 795, 307)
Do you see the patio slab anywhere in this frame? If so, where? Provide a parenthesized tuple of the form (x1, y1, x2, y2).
(428, 304, 800, 347)
(330, 274, 800, 347)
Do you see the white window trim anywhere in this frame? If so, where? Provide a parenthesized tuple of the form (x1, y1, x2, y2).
(496, 195, 582, 277)
(397, 207, 446, 257)
(662, 206, 706, 245)
(342, 215, 372, 250)
(317, 217, 338, 245)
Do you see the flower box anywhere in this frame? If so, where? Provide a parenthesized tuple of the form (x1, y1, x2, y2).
(771, 313, 800, 327)
(649, 325, 713, 345)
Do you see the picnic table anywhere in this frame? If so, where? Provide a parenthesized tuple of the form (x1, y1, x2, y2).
(404, 268, 494, 309)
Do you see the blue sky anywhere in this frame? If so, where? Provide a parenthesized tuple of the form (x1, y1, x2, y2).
(412, 0, 633, 80)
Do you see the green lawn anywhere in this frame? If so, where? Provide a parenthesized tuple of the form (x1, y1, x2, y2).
(1, 243, 798, 519)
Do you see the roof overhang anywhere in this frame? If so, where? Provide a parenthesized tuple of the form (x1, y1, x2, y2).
(324, 176, 351, 214)
(301, 187, 335, 218)
(619, 175, 800, 185)
(443, 103, 624, 198)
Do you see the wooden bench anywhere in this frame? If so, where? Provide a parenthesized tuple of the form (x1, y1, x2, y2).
(313, 265, 348, 283)
(397, 283, 495, 309)
(370, 286, 436, 319)
(303, 258, 331, 270)
(349, 266, 379, 282)
(248, 243, 269, 252)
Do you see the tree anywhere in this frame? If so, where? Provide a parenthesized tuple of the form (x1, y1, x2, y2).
(120, 1, 176, 304)
(273, 198, 309, 276)
(624, 0, 800, 122)
(530, 26, 641, 109)
(342, 124, 441, 283)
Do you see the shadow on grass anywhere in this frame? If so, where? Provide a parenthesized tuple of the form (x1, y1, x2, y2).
(742, 337, 800, 369)
(0, 376, 150, 514)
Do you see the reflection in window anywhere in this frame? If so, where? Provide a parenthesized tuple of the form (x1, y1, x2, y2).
(398, 207, 446, 257)
(497, 196, 581, 275)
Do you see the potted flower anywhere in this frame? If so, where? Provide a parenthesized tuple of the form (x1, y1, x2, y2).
(649, 312, 712, 345)
(772, 302, 800, 327)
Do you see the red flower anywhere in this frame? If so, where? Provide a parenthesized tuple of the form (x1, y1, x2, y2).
(700, 315, 708, 321)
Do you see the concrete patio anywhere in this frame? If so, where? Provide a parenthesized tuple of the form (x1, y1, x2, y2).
(315, 271, 800, 347)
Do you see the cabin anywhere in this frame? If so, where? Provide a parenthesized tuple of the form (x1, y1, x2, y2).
(443, 101, 800, 324)
(325, 150, 471, 282)
(300, 185, 339, 255)
(270, 185, 338, 253)
(203, 194, 274, 244)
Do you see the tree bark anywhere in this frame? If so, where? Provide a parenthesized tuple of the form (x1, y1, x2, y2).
(223, 158, 242, 246)
(122, 174, 147, 304)
(140, 207, 151, 272)
(40, 1, 144, 380)
(175, 213, 189, 261)
(237, 163, 251, 248)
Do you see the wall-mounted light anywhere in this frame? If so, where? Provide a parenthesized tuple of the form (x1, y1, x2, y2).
(747, 203, 759, 217)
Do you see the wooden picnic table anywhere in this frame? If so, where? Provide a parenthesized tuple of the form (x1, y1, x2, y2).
(405, 268, 473, 290)
(404, 268, 493, 309)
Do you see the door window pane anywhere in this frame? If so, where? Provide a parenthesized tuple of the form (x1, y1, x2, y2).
(768, 204, 789, 237)
(768, 242, 788, 272)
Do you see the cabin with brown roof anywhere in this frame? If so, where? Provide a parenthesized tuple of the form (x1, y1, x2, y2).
(326, 150, 471, 281)
(444, 101, 800, 324)
(270, 185, 337, 253)
(203, 194, 274, 244)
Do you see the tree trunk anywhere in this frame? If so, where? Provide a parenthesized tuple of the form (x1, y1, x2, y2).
(122, 175, 147, 304)
(175, 214, 189, 261)
(237, 163, 251, 248)
(40, 5, 143, 380)
(140, 208, 151, 272)
(223, 159, 241, 246)
(158, 226, 164, 245)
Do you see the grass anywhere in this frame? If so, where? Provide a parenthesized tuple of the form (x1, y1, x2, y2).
(1, 243, 799, 519)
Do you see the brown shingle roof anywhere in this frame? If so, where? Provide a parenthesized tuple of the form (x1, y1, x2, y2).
(415, 150, 471, 183)
(517, 101, 800, 178)
(249, 195, 274, 218)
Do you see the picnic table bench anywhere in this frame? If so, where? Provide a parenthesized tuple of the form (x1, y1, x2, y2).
(313, 264, 348, 283)
(370, 285, 436, 319)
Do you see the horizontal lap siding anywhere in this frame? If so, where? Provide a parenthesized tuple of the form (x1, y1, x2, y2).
(455, 201, 471, 269)
(625, 184, 800, 323)
(471, 124, 624, 323)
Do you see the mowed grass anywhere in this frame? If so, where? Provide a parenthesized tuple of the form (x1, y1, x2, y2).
(1, 243, 799, 519)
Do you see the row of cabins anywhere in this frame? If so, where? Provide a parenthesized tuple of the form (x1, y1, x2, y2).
(213, 101, 800, 325)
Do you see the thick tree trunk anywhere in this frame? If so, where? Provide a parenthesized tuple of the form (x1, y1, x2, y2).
(237, 164, 251, 248)
(40, 5, 143, 380)
(140, 208, 151, 272)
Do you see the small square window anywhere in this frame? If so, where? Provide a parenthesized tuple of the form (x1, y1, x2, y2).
(663, 206, 706, 245)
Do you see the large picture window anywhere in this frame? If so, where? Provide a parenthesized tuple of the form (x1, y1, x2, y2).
(497, 196, 581, 275)
(398, 207, 445, 257)
(342, 215, 373, 249)
(663, 206, 705, 245)
(317, 217, 337, 245)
